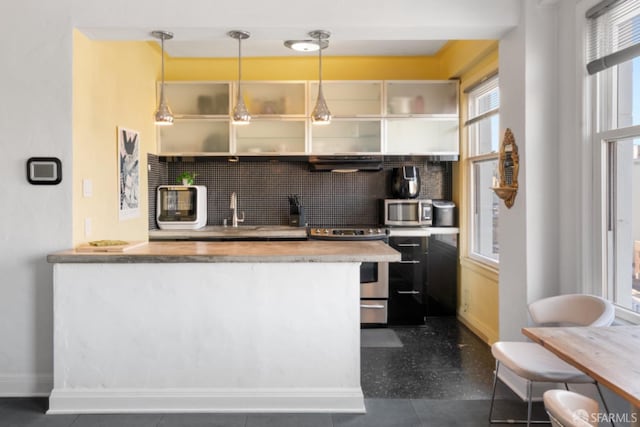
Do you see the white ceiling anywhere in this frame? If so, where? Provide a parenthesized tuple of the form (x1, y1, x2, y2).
(161, 39, 449, 58)
(78, 0, 520, 58)
(78, 28, 460, 58)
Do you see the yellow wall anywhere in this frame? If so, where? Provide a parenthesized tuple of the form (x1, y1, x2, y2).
(455, 46, 500, 344)
(72, 31, 159, 245)
(166, 56, 446, 81)
(71, 38, 500, 343)
(437, 40, 499, 79)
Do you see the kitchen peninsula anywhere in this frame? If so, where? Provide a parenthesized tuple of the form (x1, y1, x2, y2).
(46, 241, 399, 414)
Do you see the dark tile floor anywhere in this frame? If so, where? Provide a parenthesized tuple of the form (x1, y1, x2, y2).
(0, 317, 546, 427)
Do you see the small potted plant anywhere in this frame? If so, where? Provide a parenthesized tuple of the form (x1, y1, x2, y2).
(177, 171, 198, 185)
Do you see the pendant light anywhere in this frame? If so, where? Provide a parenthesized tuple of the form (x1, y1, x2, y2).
(151, 30, 174, 126)
(309, 30, 331, 125)
(228, 30, 251, 125)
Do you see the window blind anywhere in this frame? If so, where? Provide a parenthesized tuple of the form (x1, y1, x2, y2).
(464, 75, 499, 127)
(586, 0, 640, 74)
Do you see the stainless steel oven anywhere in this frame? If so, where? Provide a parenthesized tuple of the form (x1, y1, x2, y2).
(359, 261, 389, 325)
(308, 226, 389, 326)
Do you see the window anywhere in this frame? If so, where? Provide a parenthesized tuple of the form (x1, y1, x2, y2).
(604, 137, 640, 313)
(588, 0, 640, 313)
(466, 75, 500, 265)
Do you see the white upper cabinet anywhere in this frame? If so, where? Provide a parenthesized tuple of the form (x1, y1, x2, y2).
(159, 120, 230, 154)
(309, 81, 382, 117)
(242, 82, 306, 117)
(235, 120, 306, 154)
(385, 119, 459, 155)
(156, 80, 459, 156)
(383, 81, 459, 155)
(386, 81, 458, 116)
(310, 120, 382, 154)
(163, 82, 230, 117)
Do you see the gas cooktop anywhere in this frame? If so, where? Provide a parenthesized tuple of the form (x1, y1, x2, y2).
(307, 226, 388, 240)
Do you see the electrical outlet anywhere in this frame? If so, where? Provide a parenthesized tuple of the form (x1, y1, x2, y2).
(82, 179, 92, 198)
(463, 288, 469, 313)
(84, 217, 92, 237)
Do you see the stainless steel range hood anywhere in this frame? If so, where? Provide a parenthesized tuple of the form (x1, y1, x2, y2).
(308, 155, 383, 172)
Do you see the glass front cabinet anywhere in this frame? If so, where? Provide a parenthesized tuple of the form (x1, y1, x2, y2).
(310, 120, 382, 154)
(156, 80, 459, 156)
(309, 81, 382, 117)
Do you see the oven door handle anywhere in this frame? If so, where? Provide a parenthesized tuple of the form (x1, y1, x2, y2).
(397, 243, 420, 247)
(398, 260, 420, 264)
(397, 290, 421, 295)
(360, 304, 386, 309)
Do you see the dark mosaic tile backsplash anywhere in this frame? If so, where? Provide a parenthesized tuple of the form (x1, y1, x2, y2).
(148, 154, 452, 229)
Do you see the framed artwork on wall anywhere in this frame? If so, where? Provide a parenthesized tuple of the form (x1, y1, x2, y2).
(118, 127, 140, 220)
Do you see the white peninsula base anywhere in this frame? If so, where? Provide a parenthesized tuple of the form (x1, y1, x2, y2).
(49, 262, 364, 414)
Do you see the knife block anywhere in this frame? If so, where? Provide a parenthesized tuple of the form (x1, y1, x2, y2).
(289, 208, 306, 227)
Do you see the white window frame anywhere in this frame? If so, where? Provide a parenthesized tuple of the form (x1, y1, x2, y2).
(587, 21, 640, 321)
(594, 125, 640, 321)
(466, 76, 500, 268)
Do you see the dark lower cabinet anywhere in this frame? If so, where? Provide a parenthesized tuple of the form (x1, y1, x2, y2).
(426, 234, 458, 316)
(388, 233, 458, 325)
(388, 236, 427, 325)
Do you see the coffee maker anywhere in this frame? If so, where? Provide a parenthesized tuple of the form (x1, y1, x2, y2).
(391, 166, 420, 199)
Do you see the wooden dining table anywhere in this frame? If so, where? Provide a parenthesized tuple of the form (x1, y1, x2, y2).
(523, 325, 640, 426)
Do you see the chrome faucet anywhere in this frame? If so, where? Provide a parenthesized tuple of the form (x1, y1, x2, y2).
(230, 192, 244, 227)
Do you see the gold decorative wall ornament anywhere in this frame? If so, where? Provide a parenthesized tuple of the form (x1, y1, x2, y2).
(492, 128, 519, 208)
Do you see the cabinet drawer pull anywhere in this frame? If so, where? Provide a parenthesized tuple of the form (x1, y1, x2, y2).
(397, 290, 420, 295)
(360, 304, 386, 309)
(398, 260, 420, 264)
(397, 243, 420, 247)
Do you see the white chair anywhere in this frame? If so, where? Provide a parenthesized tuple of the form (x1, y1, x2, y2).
(488, 294, 615, 426)
(543, 390, 599, 427)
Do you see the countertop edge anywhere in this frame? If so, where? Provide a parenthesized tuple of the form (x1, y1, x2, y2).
(47, 241, 401, 264)
(47, 254, 400, 264)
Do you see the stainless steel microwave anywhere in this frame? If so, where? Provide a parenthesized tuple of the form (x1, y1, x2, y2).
(382, 199, 432, 227)
(157, 185, 207, 230)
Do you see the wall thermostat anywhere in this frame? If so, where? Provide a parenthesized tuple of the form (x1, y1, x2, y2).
(27, 157, 62, 185)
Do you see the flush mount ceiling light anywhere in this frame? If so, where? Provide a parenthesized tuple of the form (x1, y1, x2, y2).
(228, 30, 251, 125)
(151, 30, 174, 126)
(283, 39, 329, 52)
(309, 30, 331, 125)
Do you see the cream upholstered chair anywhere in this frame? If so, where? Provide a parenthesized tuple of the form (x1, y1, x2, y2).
(488, 294, 615, 426)
(543, 390, 599, 427)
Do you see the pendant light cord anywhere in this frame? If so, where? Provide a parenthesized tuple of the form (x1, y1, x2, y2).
(160, 36, 166, 103)
(237, 37, 243, 101)
(318, 35, 323, 88)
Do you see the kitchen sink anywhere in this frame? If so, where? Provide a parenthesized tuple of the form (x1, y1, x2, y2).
(206, 226, 260, 232)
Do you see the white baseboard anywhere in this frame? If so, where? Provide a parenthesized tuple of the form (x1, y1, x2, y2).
(0, 374, 53, 396)
(48, 387, 366, 414)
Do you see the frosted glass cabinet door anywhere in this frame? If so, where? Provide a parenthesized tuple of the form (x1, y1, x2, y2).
(162, 83, 230, 116)
(235, 120, 306, 153)
(159, 120, 230, 153)
(309, 81, 382, 116)
(242, 82, 306, 116)
(386, 119, 459, 154)
(386, 81, 458, 115)
(310, 120, 382, 153)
